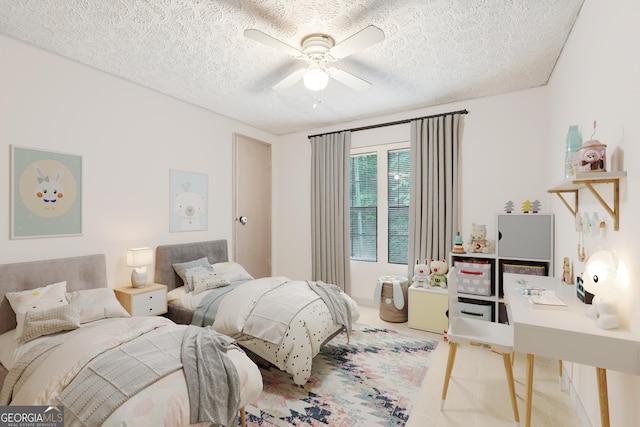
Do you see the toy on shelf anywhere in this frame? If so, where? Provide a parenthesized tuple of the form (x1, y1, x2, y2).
(466, 223, 490, 253)
(411, 259, 429, 287)
(504, 200, 515, 213)
(429, 259, 448, 288)
(530, 200, 542, 213)
(452, 233, 465, 253)
(577, 120, 607, 172)
(561, 257, 573, 284)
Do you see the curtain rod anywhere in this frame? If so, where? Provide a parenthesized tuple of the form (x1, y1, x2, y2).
(307, 108, 468, 139)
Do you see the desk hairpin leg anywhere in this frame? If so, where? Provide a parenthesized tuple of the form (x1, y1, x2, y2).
(596, 368, 610, 427)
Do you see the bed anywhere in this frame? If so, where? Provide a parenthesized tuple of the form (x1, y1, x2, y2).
(0, 254, 262, 427)
(155, 239, 359, 386)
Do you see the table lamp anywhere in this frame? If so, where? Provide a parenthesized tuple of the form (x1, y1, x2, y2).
(126, 247, 153, 288)
(582, 250, 629, 329)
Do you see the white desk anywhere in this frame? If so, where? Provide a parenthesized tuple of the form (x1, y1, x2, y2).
(504, 273, 640, 427)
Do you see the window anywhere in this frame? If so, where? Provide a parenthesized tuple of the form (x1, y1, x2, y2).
(350, 143, 410, 264)
(387, 148, 410, 264)
(350, 152, 377, 261)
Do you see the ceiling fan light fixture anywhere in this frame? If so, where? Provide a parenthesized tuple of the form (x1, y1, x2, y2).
(304, 67, 329, 91)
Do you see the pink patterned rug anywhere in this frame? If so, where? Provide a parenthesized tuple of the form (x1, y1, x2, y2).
(244, 324, 438, 426)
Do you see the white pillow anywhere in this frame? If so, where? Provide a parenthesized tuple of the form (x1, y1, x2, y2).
(191, 271, 231, 294)
(172, 258, 211, 291)
(66, 288, 130, 323)
(184, 266, 213, 292)
(6, 281, 68, 341)
(211, 262, 254, 283)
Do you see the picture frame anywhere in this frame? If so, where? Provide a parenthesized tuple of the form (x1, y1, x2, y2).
(169, 169, 208, 232)
(11, 145, 83, 239)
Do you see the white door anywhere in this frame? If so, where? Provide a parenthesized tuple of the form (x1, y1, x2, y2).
(233, 134, 272, 278)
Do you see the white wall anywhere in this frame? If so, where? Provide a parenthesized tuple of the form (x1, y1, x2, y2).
(0, 34, 275, 287)
(274, 87, 550, 304)
(546, 1, 640, 426)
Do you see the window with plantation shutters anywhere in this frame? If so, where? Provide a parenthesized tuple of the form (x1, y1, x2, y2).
(350, 142, 410, 265)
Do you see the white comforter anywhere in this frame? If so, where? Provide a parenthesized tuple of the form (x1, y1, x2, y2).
(1, 317, 262, 426)
(211, 277, 359, 385)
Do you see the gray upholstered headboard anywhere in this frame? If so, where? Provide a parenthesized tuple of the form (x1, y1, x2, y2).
(0, 254, 108, 336)
(154, 240, 228, 291)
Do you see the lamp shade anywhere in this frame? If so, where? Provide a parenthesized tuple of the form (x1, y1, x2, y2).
(304, 67, 329, 91)
(126, 247, 153, 268)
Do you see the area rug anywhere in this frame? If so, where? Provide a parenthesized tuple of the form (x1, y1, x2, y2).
(244, 324, 438, 426)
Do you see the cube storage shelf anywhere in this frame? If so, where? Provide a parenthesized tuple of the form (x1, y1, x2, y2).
(450, 213, 554, 323)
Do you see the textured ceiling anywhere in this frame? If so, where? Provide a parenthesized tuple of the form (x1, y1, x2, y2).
(0, 0, 584, 135)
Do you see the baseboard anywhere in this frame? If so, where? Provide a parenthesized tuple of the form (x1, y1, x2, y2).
(352, 296, 376, 308)
(561, 365, 594, 427)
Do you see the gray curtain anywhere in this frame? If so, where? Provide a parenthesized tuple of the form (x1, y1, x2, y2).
(310, 131, 351, 292)
(408, 114, 464, 277)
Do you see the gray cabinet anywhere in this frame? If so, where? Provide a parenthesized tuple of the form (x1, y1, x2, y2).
(498, 214, 553, 260)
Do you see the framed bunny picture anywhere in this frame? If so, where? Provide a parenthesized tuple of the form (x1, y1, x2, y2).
(11, 145, 82, 239)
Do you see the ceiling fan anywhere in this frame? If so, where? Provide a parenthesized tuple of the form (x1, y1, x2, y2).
(244, 25, 385, 92)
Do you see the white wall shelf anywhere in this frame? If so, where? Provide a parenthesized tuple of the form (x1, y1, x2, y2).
(547, 171, 626, 231)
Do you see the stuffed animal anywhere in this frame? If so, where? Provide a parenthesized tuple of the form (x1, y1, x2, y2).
(411, 259, 429, 287)
(467, 223, 489, 253)
(429, 259, 448, 288)
(577, 140, 607, 172)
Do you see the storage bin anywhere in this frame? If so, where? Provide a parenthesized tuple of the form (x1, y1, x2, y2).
(458, 300, 492, 322)
(455, 260, 492, 295)
(377, 275, 409, 323)
(502, 262, 546, 276)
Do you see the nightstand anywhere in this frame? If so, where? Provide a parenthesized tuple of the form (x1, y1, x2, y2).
(114, 283, 168, 316)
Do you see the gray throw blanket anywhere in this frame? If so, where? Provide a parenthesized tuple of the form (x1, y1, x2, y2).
(307, 280, 353, 335)
(181, 325, 241, 426)
(57, 328, 184, 427)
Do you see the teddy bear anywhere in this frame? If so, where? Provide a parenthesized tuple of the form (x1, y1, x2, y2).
(466, 223, 490, 253)
(429, 259, 448, 288)
(411, 259, 429, 287)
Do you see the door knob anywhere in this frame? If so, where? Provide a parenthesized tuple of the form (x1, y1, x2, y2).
(239, 216, 248, 225)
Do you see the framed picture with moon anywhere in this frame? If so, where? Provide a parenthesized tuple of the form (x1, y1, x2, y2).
(11, 145, 82, 239)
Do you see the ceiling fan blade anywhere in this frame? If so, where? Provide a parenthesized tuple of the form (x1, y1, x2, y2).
(329, 25, 385, 59)
(329, 68, 371, 91)
(244, 29, 302, 57)
(272, 68, 306, 90)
